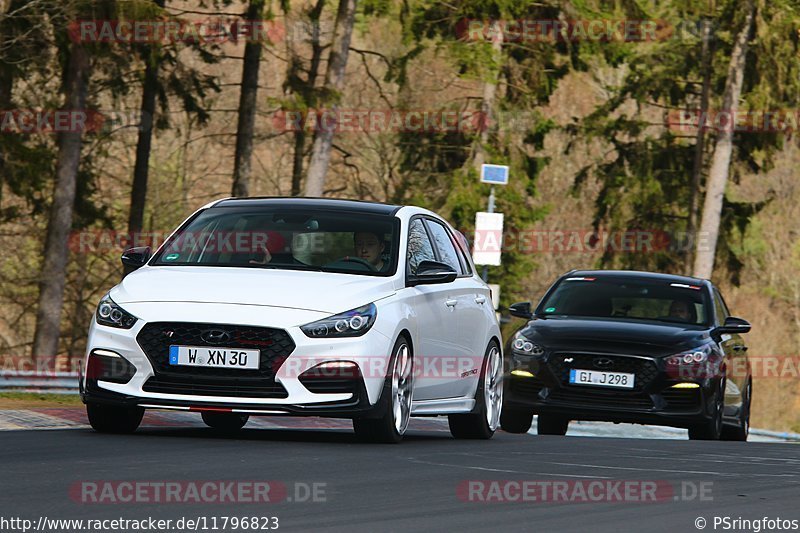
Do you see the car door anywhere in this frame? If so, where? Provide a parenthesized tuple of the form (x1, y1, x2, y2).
(714, 288, 748, 418)
(424, 218, 489, 399)
(406, 217, 461, 401)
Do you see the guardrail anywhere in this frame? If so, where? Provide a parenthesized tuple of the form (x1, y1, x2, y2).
(0, 371, 79, 394)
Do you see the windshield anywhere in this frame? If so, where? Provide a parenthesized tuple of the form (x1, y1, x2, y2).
(538, 276, 711, 326)
(150, 207, 400, 276)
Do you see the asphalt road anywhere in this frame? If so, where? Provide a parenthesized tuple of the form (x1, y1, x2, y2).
(1, 417, 799, 533)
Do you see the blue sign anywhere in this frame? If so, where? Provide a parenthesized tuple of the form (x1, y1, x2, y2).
(480, 164, 509, 185)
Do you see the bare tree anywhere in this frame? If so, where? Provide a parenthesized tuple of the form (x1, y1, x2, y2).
(289, 0, 325, 196)
(232, 0, 266, 197)
(32, 42, 90, 359)
(303, 0, 357, 197)
(693, 0, 755, 279)
(685, 15, 715, 273)
(473, 22, 503, 171)
(128, 0, 165, 234)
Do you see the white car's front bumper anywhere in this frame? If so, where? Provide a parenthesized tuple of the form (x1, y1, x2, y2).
(82, 302, 394, 417)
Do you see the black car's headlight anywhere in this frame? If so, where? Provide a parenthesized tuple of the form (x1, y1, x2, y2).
(96, 295, 138, 329)
(511, 332, 544, 355)
(665, 344, 714, 366)
(301, 303, 377, 338)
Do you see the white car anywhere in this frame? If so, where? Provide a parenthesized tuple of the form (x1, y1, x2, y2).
(81, 198, 503, 443)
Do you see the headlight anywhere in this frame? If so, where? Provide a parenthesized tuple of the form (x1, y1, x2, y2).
(96, 295, 138, 329)
(511, 332, 544, 355)
(665, 344, 713, 366)
(301, 303, 377, 338)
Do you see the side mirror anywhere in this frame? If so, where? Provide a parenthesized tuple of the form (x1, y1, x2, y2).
(409, 261, 458, 286)
(509, 301, 533, 319)
(717, 316, 751, 334)
(121, 246, 151, 276)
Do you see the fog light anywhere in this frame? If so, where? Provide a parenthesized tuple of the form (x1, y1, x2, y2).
(511, 369, 535, 378)
(671, 382, 700, 389)
(87, 349, 136, 384)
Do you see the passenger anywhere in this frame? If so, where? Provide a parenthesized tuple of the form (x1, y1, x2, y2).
(249, 230, 287, 265)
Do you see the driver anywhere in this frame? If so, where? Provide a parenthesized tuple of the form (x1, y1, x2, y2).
(668, 300, 692, 322)
(353, 231, 387, 271)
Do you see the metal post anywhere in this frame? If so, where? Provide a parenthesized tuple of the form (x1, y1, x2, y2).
(482, 186, 495, 282)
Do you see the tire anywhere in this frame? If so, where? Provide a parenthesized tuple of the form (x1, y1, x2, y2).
(448, 341, 503, 439)
(537, 414, 569, 436)
(500, 408, 533, 434)
(721, 379, 750, 442)
(353, 336, 413, 444)
(86, 403, 144, 434)
(689, 382, 724, 441)
(201, 412, 249, 432)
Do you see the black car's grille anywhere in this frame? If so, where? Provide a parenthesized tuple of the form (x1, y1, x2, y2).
(547, 388, 654, 410)
(548, 353, 659, 391)
(137, 322, 295, 398)
(661, 388, 701, 410)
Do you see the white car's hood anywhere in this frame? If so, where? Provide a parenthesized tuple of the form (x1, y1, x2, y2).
(110, 266, 396, 314)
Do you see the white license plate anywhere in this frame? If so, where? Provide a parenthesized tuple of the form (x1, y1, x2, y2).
(169, 346, 260, 370)
(569, 369, 635, 389)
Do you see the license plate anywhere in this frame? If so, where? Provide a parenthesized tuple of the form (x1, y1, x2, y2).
(569, 369, 635, 389)
(169, 346, 260, 370)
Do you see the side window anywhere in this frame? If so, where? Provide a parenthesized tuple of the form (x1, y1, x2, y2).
(407, 219, 436, 275)
(713, 289, 729, 325)
(453, 230, 474, 275)
(425, 220, 464, 275)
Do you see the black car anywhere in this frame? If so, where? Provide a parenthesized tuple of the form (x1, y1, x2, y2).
(501, 270, 752, 441)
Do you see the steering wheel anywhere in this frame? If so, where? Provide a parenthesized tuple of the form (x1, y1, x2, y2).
(333, 256, 377, 271)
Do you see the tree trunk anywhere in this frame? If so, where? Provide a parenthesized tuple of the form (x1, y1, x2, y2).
(0, 59, 11, 212)
(290, 0, 325, 196)
(684, 16, 715, 273)
(127, 0, 164, 236)
(692, 0, 755, 279)
(31, 43, 90, 359)
(303, 0, 357, 197)
(232, 0, 266, 197)
(473, 22, 503, 171)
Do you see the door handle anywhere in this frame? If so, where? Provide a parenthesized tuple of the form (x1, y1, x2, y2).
(475, 296, 486, 304)
(445, 299, 458, 308)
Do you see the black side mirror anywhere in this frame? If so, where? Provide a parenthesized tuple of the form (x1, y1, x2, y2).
(121, 246, 151, 276)
(509, 301, 533, 319)
(717, 316, 751, 334)
(409, 260, 458, 286)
